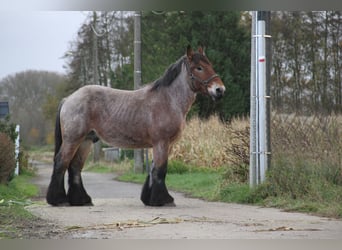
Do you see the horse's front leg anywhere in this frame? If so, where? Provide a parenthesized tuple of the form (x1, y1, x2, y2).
(141, 142, 175, 206)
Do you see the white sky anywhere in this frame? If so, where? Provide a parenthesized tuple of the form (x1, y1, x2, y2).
(0, 11, 88, 80)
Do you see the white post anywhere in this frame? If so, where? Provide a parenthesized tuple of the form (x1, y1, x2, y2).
(15, 125, 20, 175)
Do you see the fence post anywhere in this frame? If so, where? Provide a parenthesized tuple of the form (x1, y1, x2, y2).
(15, 125, 20, 175)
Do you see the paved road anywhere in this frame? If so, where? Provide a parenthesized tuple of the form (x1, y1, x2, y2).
(27, 162, 342, 239)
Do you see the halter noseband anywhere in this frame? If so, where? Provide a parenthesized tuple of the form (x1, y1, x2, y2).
(190, 73, 219, 86)
(184, 57, 219, 92)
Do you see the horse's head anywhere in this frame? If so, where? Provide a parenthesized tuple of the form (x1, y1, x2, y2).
(186, 45, 225, 101)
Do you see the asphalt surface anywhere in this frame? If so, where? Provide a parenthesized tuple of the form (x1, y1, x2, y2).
(27, 162, 342, 239)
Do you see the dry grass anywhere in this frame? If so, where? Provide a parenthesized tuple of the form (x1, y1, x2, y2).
(271, 112, 342, 186)
(170, 115, 249, 168)
(271, 113, 342, 170)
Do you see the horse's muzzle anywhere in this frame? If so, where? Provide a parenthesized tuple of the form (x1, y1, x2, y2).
(209, 84, 225, 101)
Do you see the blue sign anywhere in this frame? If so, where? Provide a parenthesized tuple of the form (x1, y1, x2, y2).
(0, 102, 9, 118)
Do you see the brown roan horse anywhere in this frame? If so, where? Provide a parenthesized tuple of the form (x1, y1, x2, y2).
(46, 45, 225, 206)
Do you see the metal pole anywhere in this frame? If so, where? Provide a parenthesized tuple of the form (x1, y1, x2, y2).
(93, 11, 101, 163)
(249, 11, 257, 188)
(250, 11, 271, 187)
(264, 12, 272, 174)
(257, 17, 266, 183)
(257, 11, 271, 183)
(133, 11, 144, 173)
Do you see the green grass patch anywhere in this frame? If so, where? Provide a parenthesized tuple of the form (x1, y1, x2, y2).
(84, 159, 133, 175)
(242, 155, 342, 218)
(0, 171, 38, 239)
(119, 172, 221, 201)
(85, 155, 342, 219)
(219, 183, 252, 203)
(118, 160, 222, 201)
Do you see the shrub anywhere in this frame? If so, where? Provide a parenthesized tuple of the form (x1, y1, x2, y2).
(18, 151, 30, 175)
(0, 116, 18, 143)
(167, 160, 190, 174)
(120, 149, 134, 160)
(0, 133, 16, 184)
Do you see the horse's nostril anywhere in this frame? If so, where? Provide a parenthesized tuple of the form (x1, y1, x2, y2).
(216, 87, 223, 95)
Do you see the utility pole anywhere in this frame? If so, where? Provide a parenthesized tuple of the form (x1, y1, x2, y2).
(92, 11, 101, 163)
(133, 11, 144, 173)
(249, 11, 271, 187)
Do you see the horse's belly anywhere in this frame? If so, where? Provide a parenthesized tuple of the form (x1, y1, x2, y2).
(101, 135, 153, 149)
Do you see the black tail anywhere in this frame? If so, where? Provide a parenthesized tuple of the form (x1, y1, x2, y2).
(54, 100, 65, 158)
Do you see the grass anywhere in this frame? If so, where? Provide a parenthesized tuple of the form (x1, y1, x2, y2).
(171, 115, 249, 168)
(118, 160, 222, 201)
(119, 170, 221, 201)
(84, 159, 133, 175)
(0, 169, 39, 238)
(248, 156, 342, 218)
(27, 145, 54, 163)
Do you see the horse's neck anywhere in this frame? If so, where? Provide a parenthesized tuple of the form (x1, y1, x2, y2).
(166, 64, 197, 116)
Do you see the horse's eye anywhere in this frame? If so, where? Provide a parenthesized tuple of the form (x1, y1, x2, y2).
(196, 66, 203, 71)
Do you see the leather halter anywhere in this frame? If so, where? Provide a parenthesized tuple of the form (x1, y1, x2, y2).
(184, 57, 219, 92)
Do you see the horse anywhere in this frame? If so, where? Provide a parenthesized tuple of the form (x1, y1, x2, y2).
(46, 45, 225, 207)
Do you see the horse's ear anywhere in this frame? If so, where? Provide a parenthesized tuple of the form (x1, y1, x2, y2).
(186, 45, 193, 60)
(198, 46, 205, 56)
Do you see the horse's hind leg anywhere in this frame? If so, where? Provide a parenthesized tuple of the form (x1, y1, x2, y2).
(141, 142, 174, 206)
(67, 139, 93, 206)
(46, 144, 78, 206)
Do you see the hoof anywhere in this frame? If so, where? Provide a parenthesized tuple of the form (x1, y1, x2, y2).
(68, 195, 93, 206)
(67, 185, 93, 206)
(69, 200, 93, 206)
(46, 189, 68, 206)
(163, 201, 176, 207)
(141, 174, 175, 207)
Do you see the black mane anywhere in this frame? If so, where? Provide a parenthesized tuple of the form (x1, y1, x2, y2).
(150, 56, 185, 91)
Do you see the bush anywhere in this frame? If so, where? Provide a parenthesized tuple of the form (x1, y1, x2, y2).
(167, 160, 190, 174)
(18, 151, 30, 175)
(120, 149, 134, 160)
(0, 133, 16, 184)
(0, 116, 18, 143)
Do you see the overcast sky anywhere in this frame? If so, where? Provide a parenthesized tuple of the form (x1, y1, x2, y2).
(0, 11, 87, 80)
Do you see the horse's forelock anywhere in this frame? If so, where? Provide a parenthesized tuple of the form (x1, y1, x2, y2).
(192, 53, 210, 65)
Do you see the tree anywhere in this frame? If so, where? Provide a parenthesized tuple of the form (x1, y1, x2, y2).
(271, 11, 342, 114)
(0, 70, 67, 145)
(141, 11, 251, 121)
(65, 11, 134, 92)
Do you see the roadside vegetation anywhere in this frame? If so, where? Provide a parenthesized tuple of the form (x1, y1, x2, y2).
(0, 117, 42, 238)
(116, 114, 342, 218)
(0, 167, 39, 238)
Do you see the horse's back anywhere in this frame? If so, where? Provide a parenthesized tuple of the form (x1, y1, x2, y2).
(60, 85, 153, 147)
